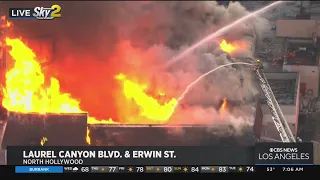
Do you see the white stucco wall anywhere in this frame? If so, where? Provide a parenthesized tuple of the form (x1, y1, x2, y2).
(283, 65, 319, 97)
(261, 101, 298, 140)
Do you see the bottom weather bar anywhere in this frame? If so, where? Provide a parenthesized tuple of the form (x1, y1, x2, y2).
(9, 165, 320, 173)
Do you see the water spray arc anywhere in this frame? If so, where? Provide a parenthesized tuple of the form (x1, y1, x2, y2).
(172, 62, 254, 112)
(165, 1, 283, 68)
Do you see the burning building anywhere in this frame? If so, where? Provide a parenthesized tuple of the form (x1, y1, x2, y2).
(0, 1, 278, 150)
(0, 36, 262, 148)
(0, 1, 306, 164)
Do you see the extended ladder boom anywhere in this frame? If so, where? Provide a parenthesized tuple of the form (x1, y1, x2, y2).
(254, 68, 296, 142)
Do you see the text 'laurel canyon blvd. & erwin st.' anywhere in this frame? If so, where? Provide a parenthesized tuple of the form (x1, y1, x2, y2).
(23, 150, 177, 159)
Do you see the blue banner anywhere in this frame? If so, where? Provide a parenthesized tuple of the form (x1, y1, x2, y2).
(15, 166, 63, 173)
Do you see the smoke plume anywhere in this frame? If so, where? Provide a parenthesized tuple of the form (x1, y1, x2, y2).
(2, 1, 271, 131)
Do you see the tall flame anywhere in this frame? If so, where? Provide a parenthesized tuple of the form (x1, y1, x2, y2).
(219, 97, 228, 116)
(3, 38, 83, 114)
(86, 127, 91, 145)
(2, 37, 116, 145)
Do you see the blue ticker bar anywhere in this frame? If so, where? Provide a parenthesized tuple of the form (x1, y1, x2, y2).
(15, 166, 63, 173)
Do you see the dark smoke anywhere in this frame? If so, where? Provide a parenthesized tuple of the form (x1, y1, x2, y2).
(2, 1, 120, 59)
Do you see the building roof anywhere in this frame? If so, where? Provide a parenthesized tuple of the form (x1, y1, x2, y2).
(88, 125, 257, 147)
(276, 20, 320, 38)
(256, 72, 299, 105)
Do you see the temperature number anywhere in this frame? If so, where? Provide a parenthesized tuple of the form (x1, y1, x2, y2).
(136, 167, 144, 173)
(191, 167, 199, 172)
(219, 167, 227, 172)
(246, 166, 255, 172)
(164, 167, 173, 172)
(267, 167, 275, 172)
(108, 166, 116, 172)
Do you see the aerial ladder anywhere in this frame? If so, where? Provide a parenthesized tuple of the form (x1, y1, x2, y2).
(254, 60, 296, 143)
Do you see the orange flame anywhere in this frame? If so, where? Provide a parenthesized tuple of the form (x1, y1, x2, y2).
(115, 73, 177, 123)
(219, 98, 228, 115)
(219, 40, 247, 54)
(220, 98, 227, 110)
(86, 127, 91, 145)
(40, 137, 48, 146)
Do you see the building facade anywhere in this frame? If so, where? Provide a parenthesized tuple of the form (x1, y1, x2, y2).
(283, 64, 319, 97)
(255, 72, 300, 141)
(276, 20, 320, 38)
(276, 20, 320, 98)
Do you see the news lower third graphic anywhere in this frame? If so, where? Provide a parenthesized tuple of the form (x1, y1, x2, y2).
(6, 142, 316, 171)
(21, 149, 176, 165)
(255, 143, 314, 165)
(6, 146, 253, 165)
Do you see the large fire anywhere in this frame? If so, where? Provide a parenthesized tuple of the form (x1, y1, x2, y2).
(219, 39, 247, 54)
(3, 38, 82, 113)
(1, 19, 234, 145)
(2, 38, 177, 124)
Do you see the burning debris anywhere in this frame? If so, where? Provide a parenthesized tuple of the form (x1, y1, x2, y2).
(40, 137, 48, 146)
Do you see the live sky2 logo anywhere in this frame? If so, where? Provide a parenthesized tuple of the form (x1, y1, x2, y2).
(9, 5, 61, 20)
